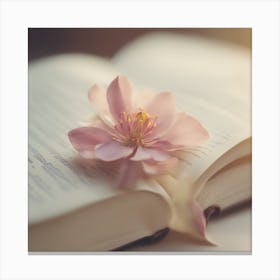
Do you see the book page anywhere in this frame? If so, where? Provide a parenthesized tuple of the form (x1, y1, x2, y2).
(113, 32, 251, 181)
(112, 32, 251, 238)
(28, 54, 166, 224)
(29, 32, 251, 226)
(113, 32, 250, 122)
(173, 95, 250, 181)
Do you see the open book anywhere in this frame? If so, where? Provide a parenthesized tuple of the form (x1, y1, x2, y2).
(28, 32, 251, 251)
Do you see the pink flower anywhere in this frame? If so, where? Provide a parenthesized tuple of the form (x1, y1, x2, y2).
(68, 76, 209, 187)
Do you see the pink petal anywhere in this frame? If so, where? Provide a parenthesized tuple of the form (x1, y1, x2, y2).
(79, 150, 96, 159)
(88, 85, 114, 126)
(146, 91, 176, 138)
(88, 84, 107, 113)
(162, 113, 209, 147)
(134, 89, 155, 110)
(130, 146, 170, 162)
(116, 160, 143, 188)
(107, 76, 133, 121)
(191, 200, 207, 237)
(68, 127, 112, 151)
(142, 157, 178, 175)
(94, 141, 134, 161)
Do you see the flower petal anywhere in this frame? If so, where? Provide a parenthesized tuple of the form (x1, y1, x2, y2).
(68, 127, 112, 151)
(88, 85, 114, 126)
(146, 91, 176, 138)
(107, 76, 133, 121)
(142, 157, 178, 175)
(116, 160, 143, 188)
(130, 146, 170, 162)
(79, 150, 96, 159)
(94, 141, 134, 161)
(162, 113, 209, 147)
(191, 200, 207, 237)
(88, 84, 107, 113)
(134, 88, 155, 109)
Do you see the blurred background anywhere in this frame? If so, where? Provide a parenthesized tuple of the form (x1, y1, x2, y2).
(28, 28, 251, 61)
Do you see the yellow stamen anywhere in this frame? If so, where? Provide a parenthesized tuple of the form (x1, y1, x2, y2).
(117, 109, 157, 147)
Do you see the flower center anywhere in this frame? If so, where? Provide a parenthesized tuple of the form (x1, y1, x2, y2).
(114, 109, 157, 147)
